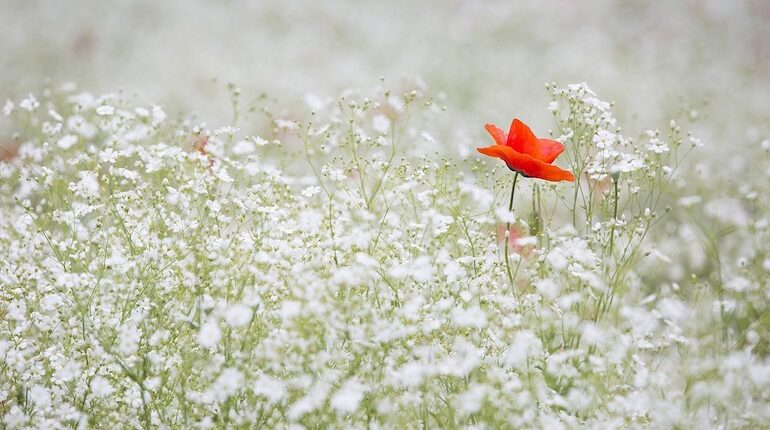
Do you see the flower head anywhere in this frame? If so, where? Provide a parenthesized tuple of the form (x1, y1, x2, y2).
(477, 119, 574, 182)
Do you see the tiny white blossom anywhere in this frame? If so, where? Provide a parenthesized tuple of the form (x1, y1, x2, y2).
(211, 368, 243, 402)
(304, 93, 325, 111)
(74, 171, 100, 197)
(19, 94, 40, 111)
(7, 300, 27, 321)
(678, 195, 702, 207)
(96, 105, 115, 116)
(504, 330, 543, 368)
(29, 385, 52, 409)
(451, 305, 488, 329)
(253, 375, 286, 404)
(252, 136, 270, 146)
(2, 99, 13, 116)
(48, 109, 64, 122)
(301, 186, 322, 198)
(455, 384, 486, 415)
(372, 114, 391, 134)
(90, 376, 115, 398)
(151, 105, 166, 125)
(547, 101, 559, 112)
(198, 320, 222, 348)
(224, 303, 253, 328)
(275, 119, 298, 130)
(331, 378, 365, 414)
(57, 134, 78, 149)
(232, 139, 256, 155)
(645, 137, 669, 154)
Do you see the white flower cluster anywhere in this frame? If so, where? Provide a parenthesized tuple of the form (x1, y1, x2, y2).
(0, 83, 768, 428)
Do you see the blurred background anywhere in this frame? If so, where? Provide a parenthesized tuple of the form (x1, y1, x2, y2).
(2, 0, 769, 151)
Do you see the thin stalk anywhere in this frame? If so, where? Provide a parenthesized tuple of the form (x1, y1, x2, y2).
(608, 176, 619, 258)
(504, 172, 520, 292)
(598, 176, 621, 321)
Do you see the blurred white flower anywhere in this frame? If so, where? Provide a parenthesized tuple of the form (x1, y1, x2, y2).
(224, 303, 253, 328)
(90, 376, 114, 398)
(331, 378, 365, 415)
(198, 320, 222, 348)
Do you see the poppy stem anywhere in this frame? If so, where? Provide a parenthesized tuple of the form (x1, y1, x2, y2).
(504, 172, 520, 292)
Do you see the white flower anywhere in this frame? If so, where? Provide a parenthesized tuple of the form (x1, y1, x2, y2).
(232, 139, 256, 155)
(7, 300, 26, 321)
(421, 131, 436, 144)
(388, 95, 404, 112)
(48, 109, 64, 122)
(547, 101, 559, 112)
(495, 207, 517, 224)
(725, 276, 753, 292)
(118, 324, 140, 356)
(29, 385, 52, 408)
(547, 248, 569, 271)
(455, 384, 486, 415)
(678, 195, 702, 207)
(253, 375, 286, 404)
(322, 165, 346, 182)
(372, 114, 391, 134)
(198, 319, 222, 348)
(288, 381, 331, 420)
(275, 119, 297, 130)
(645, 137, 669, 154)
(213, 126, 239, 136)
(331, 378, 365, 415)
(67, 115, 97, 138)
(57, 134, 78, 149)
(301, 186, 322, 198)
(19, 94, 39, 112)
(151, 105, 166, 126)
(58, 361, 82, 382)
(252, 136, 270, 146)
(592, 129, 617, 149)
(304, 93, 325, 111)
(96, 105, 115, 116)
(278, 301, 301, 321)
(389, 256, 434, 283)
(224, 303, 253, 328)
(205, 200, 221, 212)
(90, 376, 115, 398)
(535, 278, 560, 299)
(74, 171, 100, 198)
(504, 330, 543, 368)
(3, 99, 15, 116)
(211, 368, 244, 402)
(451, 305, 488, 329)
(443, 259, 465, 283)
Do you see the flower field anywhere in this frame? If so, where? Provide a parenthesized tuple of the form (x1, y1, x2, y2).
(1, 1, 769, 428)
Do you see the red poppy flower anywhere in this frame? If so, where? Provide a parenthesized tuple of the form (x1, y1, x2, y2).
(477, 119, 574, 182)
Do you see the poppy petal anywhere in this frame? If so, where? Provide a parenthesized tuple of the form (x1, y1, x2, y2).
(484, 124, 507, 146)
(507, 119, 541, 159)
(477, 144, 575, 182)
(477, 144, 515, 161)
(521, 159, 575, 182)
(536, 139, 566, 163)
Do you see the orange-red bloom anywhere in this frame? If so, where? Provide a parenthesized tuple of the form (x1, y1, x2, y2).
(477, 119, 574, 182)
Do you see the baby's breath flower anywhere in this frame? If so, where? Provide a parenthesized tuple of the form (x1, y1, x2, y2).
(3, 99, 15, 116)
(0, 82, 764, 429)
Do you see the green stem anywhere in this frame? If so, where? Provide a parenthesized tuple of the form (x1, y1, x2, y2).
(608, 176, 619, 258)
(504, 172, 520, 292)
(598, 176, 620, 321)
